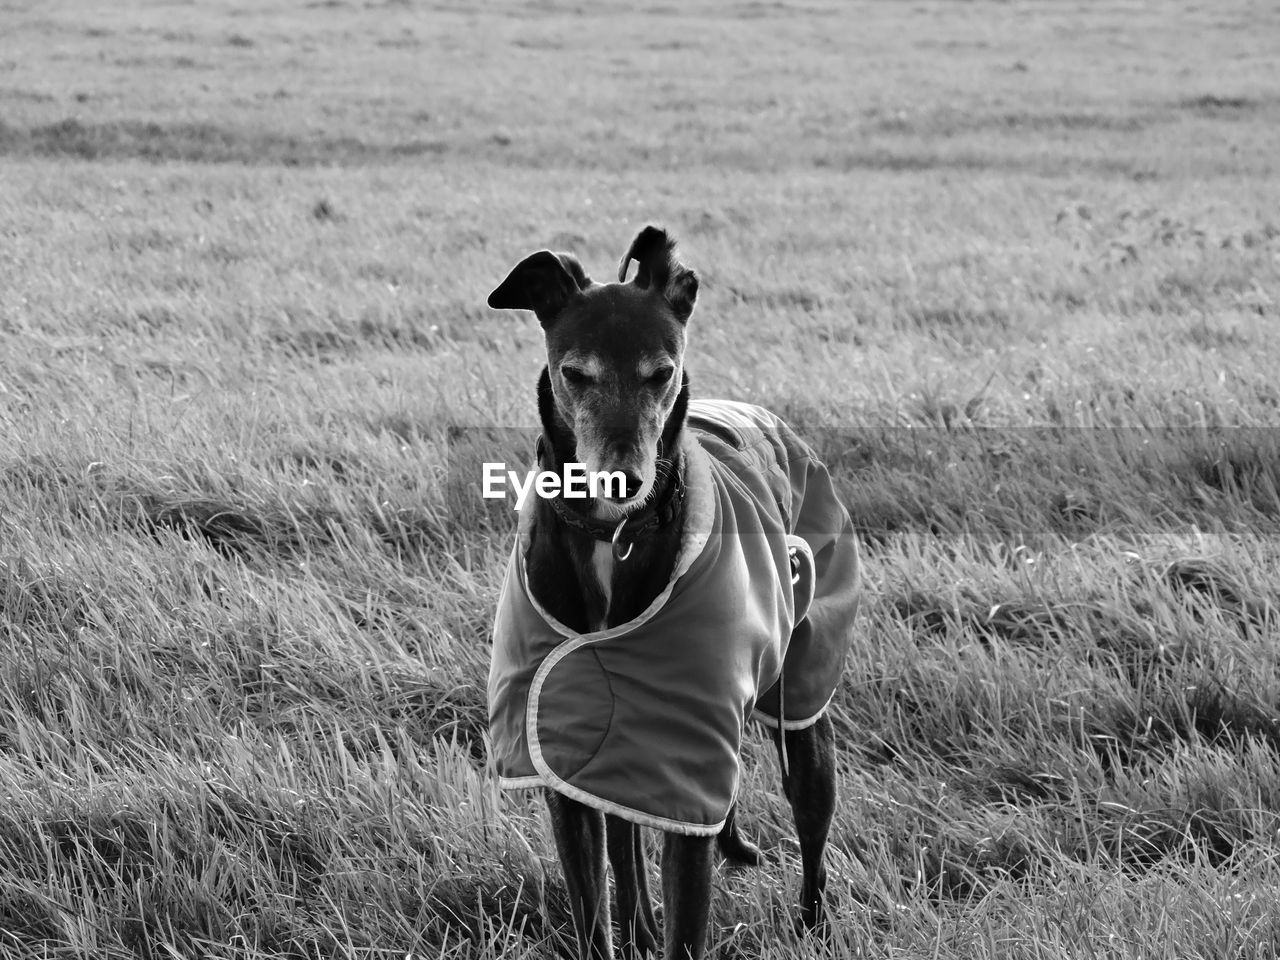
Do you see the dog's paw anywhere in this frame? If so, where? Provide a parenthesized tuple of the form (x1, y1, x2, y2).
(716, 831, 763, 868)
(793, 905, 830, 940)
(620, 929, 659, 960)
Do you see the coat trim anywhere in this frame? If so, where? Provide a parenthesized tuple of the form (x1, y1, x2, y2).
(499, 776, 545, 790)
(751, 693, 835, 731)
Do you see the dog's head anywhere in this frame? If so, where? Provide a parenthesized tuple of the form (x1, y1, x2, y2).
(488, 225, 697, 513)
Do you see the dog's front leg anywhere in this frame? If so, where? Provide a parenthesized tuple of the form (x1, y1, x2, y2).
(606, 816, 659, 958)
(777, 713, 837, 931)
(545, 790, 612, 959)
(660, 833, 714, 960)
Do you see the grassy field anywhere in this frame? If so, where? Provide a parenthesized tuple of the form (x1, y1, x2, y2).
(3, 0, 1280, 956)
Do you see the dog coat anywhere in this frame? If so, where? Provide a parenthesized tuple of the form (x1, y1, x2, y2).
(487, 399, 860, 836)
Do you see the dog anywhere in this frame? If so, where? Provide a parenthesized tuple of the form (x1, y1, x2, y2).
(485, 226, 861, 959)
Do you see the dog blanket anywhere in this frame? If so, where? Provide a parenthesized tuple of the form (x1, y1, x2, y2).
(487, 399, 860, 835)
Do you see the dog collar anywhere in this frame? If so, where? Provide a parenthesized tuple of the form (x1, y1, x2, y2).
(535, 436, 685, 561)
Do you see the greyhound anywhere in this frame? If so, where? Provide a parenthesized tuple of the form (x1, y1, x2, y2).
(485, 226, 860, 959)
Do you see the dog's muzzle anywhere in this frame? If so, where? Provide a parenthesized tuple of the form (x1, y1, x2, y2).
(535, 435, 685, 563)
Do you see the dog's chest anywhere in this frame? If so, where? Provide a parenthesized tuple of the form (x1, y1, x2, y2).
(590, 542, 613, 629)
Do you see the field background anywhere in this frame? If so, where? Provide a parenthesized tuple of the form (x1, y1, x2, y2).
(3, 0, 1280, 957)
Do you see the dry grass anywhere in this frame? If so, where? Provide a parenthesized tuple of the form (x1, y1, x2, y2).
(2, 0, 1280, 956)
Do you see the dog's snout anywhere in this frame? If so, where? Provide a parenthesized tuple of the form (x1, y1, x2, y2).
(613, 470, 642, 501)
(605, 435, 639, 464)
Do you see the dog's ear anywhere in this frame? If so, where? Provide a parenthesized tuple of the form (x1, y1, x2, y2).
(488, 251, 591, 325)
(618, 225, 698, 323)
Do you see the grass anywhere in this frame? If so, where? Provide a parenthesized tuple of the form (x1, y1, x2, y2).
(2, 0, 1280, 956)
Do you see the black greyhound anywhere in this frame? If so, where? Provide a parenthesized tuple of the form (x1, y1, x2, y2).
(486, 226, 856, 959)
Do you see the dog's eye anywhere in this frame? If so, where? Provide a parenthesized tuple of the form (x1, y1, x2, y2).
(561, 366, 590, 386)
(648, 367, 675, 385)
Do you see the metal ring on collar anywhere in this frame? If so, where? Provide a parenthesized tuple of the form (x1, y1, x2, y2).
(611, 516, 633, 562)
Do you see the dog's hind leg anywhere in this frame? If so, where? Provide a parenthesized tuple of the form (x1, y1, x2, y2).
(606, 816, 659, 958)
(716, 802, 762, 866)
(661, 833, 714, 960)
(777, 713, 836, 932)
(546, 790, 612, 959)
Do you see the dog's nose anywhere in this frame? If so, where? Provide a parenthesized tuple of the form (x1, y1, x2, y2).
(612, 471, 642, 501)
